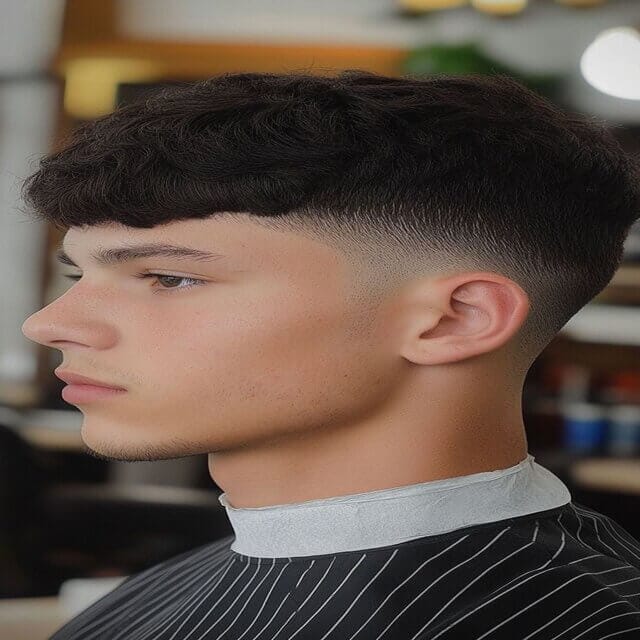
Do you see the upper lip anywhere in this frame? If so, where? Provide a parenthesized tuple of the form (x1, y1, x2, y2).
(54, 369, 126, 390)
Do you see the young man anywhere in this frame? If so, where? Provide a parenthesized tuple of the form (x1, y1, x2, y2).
(20, 69, 640, 639)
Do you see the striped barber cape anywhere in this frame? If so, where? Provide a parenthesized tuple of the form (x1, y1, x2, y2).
(48, 454, 640, 639)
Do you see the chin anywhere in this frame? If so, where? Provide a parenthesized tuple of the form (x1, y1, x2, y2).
(78, 427, 135, 461)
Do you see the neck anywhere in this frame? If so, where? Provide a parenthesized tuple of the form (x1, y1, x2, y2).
(208, 387, 528, 509)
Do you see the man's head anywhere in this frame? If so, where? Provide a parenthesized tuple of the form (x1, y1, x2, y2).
(19, 70, 640, 464)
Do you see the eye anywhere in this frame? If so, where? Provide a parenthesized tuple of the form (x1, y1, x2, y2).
(62, 273, 207, 294)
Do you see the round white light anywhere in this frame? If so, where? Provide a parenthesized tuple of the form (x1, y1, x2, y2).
(580, 27, 640, 100)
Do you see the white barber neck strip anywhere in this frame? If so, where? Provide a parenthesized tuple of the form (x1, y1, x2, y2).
(217, 452, 572, 558)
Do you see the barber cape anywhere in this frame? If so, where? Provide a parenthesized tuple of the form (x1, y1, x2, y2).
(49, 453, 640, 639)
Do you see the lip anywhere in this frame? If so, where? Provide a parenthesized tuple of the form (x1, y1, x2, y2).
(54, 369, 126, 390)
(61, 384, 126, 404)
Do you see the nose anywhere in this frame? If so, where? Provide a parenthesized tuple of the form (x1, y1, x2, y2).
(21, 286, 119, 351)
(21, 307, 59, 347)
(21, 288, 85, 347)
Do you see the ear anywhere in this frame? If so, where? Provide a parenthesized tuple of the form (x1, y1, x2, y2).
(399, 272, 531, 366)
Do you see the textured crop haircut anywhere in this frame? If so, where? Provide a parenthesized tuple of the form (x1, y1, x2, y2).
(19, 69, 640, 374)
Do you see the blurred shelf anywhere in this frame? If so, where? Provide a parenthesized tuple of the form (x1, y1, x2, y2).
(52, 38, 406, 120)
(17, 425, 83, 451)
(539, 334, 640, 371)
(0, 596, 68, 640)
(610, 264, 640, 288)
(13, 409, 84, 452)
(592, 263, 640, 307)
(557, 303, 640, 347)
(533, 448, 640, 496)
(570, 457, 640, 495)
(54, 38, 406, 79)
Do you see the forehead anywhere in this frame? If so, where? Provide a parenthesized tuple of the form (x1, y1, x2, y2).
(62, 214, 344, 275)
(62, 215, 261, 259)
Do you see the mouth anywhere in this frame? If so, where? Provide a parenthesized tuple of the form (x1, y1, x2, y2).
(54, 368, 126, 390)
(61, 383, 127, 404)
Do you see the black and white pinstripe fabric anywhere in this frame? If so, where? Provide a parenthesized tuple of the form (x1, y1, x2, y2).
(48, 499, 640, 639)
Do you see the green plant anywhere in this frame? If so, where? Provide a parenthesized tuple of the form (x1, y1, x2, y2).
(402, 41, 564, 100)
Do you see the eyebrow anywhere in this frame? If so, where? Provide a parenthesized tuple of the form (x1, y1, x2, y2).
(56, 242, 226, 268)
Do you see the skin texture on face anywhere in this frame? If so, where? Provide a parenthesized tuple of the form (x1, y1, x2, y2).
(22, 213, 531, 508)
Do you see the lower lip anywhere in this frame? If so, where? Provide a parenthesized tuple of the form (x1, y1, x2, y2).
(61, 384, 127, 403)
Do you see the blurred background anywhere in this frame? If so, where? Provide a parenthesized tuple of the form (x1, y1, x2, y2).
(1, 0, 639, 637)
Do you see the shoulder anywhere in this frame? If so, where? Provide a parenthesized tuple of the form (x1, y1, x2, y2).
(114, 533, 235, 593)
(49, 534, 234, 639)
(413, 504, 640, 639)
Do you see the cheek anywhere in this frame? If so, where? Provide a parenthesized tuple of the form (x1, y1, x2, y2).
(212, 291, 385, 417)
(196, 291, 342, 381)
(111, 287, 396, 450)
(129, 285, 387, 423)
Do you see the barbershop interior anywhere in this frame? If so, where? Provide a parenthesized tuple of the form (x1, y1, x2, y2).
(1, 1, 639, 637)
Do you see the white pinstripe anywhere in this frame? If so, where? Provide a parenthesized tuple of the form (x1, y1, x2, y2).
(523, 578, 640, 640)
(573, 505, 640, 561)
(284, 554, 369, 640)
(196, 558, 292, 640)
(233, 566, 298, 640)
(171, 554, 258, 640)
(347, 535, 471, 640)
(317, 549, 399, 640)
(380, 527, 512, 640)
(72, 543, 228, 639)
(130, 555, 239, 640)
(549, 593, 640, 640)
(268, 557, 339, 640)
(600, 624, 640, 638)
(427, 530, 579, 639)
(572, 611, 640, 639)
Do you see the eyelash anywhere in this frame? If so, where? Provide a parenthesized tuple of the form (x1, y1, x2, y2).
(62, 273, 207, 294)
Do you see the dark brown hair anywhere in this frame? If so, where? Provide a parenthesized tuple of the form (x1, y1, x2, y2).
(18, 69, 640, 369)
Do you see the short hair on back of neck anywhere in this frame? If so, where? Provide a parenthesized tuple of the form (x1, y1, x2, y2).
(18, 69, 640, 374)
